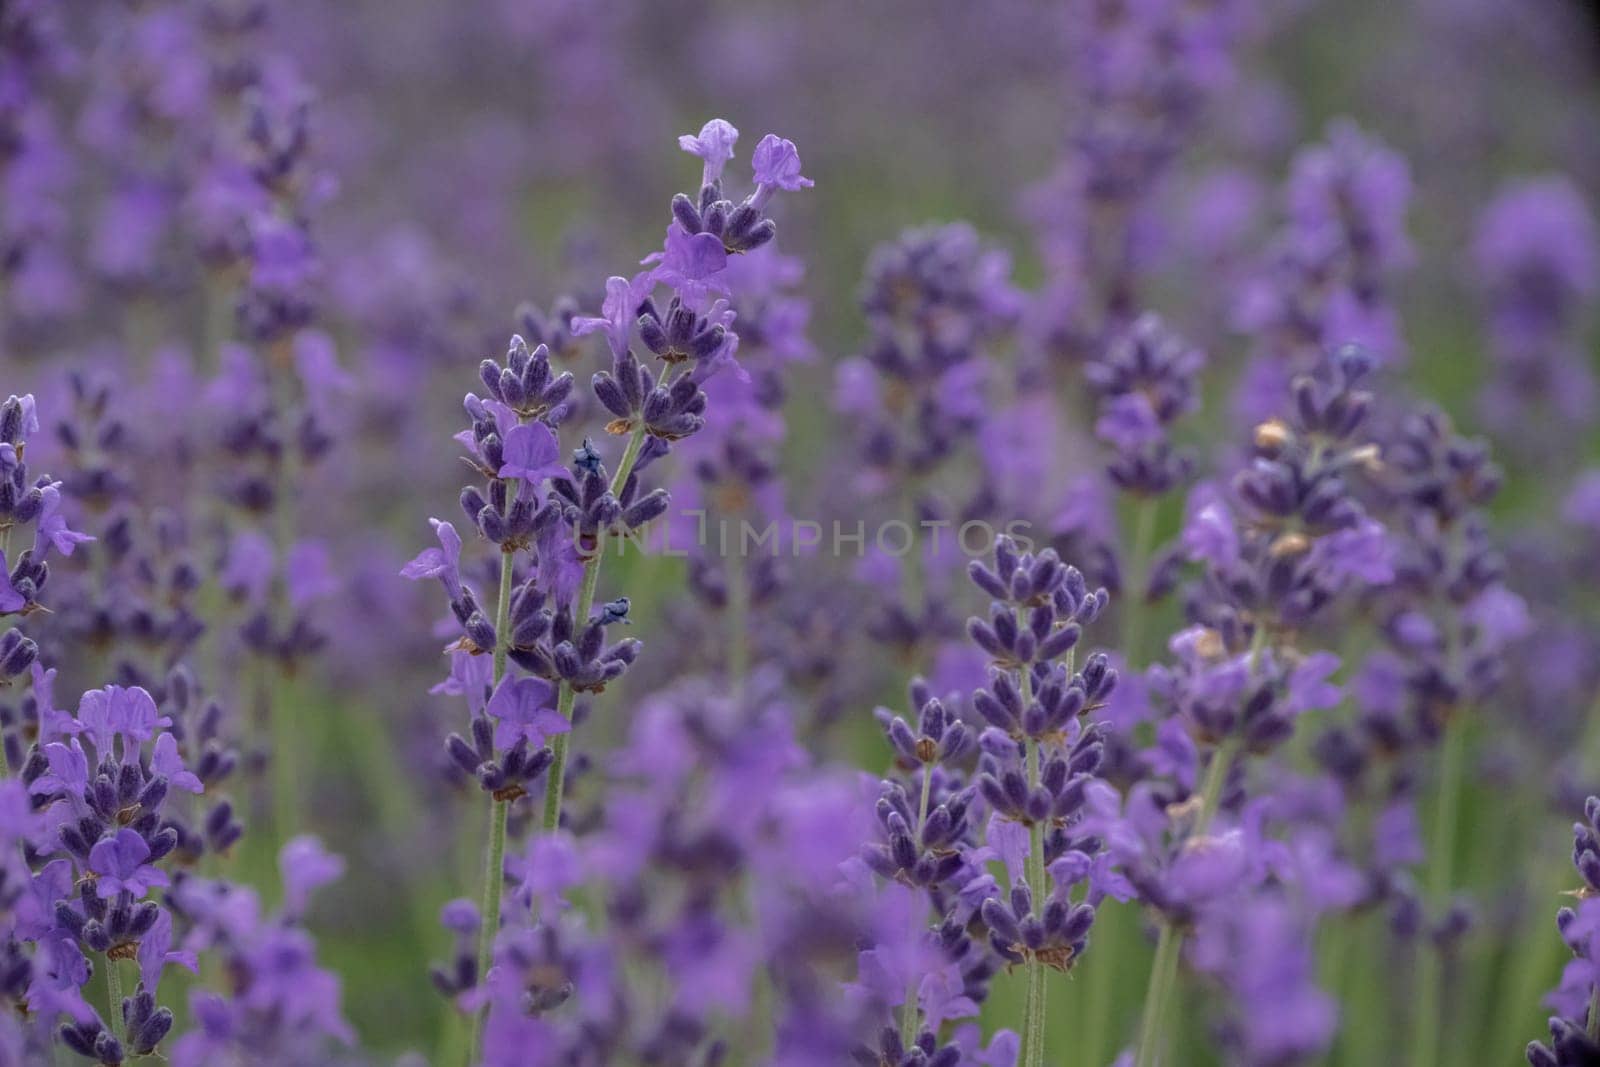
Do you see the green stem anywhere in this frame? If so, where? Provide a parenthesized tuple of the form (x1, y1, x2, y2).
(1195, 741, 1237, 836)
(270, 668, 300, 849)
(466, 797, 509, 1066)
(267, 343, 303, 850)
(899, 764, 935, 1045)
(492, 549, 515, 684)
(105, 956, 125, 1038)
(1026, 954, 1046, 1067)
(727, 554, 749, 703)
(541, 424, 648, 835)
(467, 532, 521, 1065)
(1121, 497, 1159, 664)
(1020, 666, 1050, 1067)
(1132, 739, 1239, 1067)
(1408, 717, 1467, 1067)
(1135, 923, 1181, 1067)
(1079, 903, 1121, 1066)
(201, 269, 233, 373)
(1088, 491, 1159, 1067)
(541, 559, 602, 833)
(898, 475, 927, 636)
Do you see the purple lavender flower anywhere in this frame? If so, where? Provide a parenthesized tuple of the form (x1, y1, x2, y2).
(88, 829, 170, 899)
(1086, 314, 1205, 498)
(166, 844, 354, 1064)
(484, 675, 568, 751)
(1528, 798, 1600, 1066)
(1233, 123, 1414, 421)
(678, 118, 740, 186)
(1473, 176, 1600, 440)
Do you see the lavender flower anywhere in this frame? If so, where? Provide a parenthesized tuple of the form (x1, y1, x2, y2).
(1086, 314, 1205, 498)
(3, 7, 1597, 1064)
(837, 223, 1020, 663)
(1233, 122, 1413, 420)
(1473, 176, 1600, 443)
(406, 119, 813, 1064)
(1528, 797, 1600, 1066)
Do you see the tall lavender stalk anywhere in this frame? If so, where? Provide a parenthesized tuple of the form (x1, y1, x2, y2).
(1128, 345, 1392, 1066)
(406, 120, 810, 1063)
(967, 541, 1112, 1067)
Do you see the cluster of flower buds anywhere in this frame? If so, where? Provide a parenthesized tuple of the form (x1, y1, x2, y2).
(78, 509, 207, 683)
(484, 922, 580, 1018)
(2, 393, 75, 620)
(1527, 796, 1600, 1067)
(24, 688, 198, 862)
(52, 372, 131, 509)
(1185, 344, 1391, 638)
(1572, 797, 1600, 893)
(673, 121, 809, 250)
(549, 440, 669, 557)
(583, 282, 737, 444)
(515, 299, 589, 368)
(60, 986, 174, 1065)
(593, 345, 712, 442)
(976, 723, 1105, 829)
(1155, 631, 1343, 754)
(459, 477, 559, 550)
(1472, 177, 1600, 446)
(1383, 404, 1502, 524)
(981, 878, 1097, 971)
(637, 295, 730, 368)
(444, 710, 555, 802)
(1086, 313, 1204, 496)
(1357, 399, 1519, 747)
(967, 554, 1106, 673)
(846, 222, 1018, 490)
(477, 335, 576, 424)
(868, 688, 976, 889)
(0, 629, 38, 686)
(965, 538, 1116, 987)
(978, 647, 1116, 737)
(1235, 121, 1413, 390)
(882, 687, 975, 770)
(1, 395, 45, 528)
(428, 899, 482, 1001)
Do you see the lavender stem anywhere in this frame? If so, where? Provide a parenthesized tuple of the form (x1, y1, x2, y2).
(1021, 664, 1049, 1067)
(727, 553, 749, 702)
(1408, 716, 1466, 1067)
(467, 545, 519, 1066)
(1133, 721, 1245, 1067)
(899, 762, 935, 1045)
(541, 422, 649, 835)
(1084, 499, 1159, 1063)
(1121, 496, 1159, 663)
(105, 956, 125, 1040)
(268, 345, 304, 850)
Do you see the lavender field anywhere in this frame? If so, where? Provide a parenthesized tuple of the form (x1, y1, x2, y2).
(3, 1, 1600, 1065)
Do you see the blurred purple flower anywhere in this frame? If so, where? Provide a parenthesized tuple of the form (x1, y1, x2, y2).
(280, 836, 346, 917)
